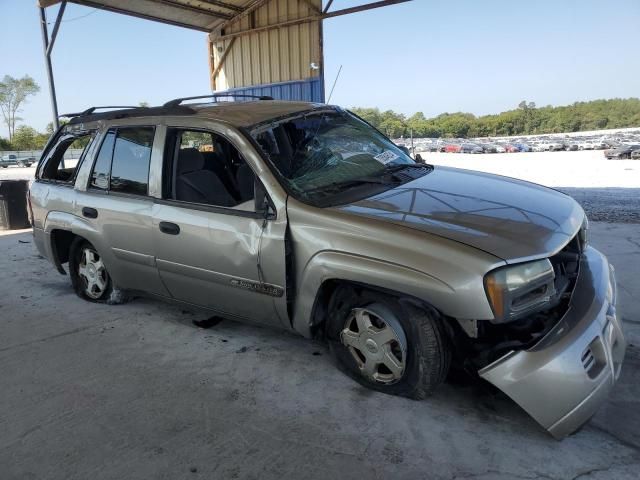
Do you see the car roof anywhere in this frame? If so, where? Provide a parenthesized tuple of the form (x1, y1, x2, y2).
(67, 100, 329, 129)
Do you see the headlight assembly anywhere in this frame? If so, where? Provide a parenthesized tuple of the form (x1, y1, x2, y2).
(578, 216, 589, 252)
(484, 258, 556, 323)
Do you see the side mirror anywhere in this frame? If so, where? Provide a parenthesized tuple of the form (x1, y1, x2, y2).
(254, 179, 274, 218)
(398, 145, 411, 156)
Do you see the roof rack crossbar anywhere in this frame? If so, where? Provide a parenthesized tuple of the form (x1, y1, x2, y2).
(163, 94, 273, 108)
(60, 106, 142, 118)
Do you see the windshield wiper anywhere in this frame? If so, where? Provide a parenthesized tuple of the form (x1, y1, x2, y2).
(384, 163, 426, 173)
(304, 176, 397, 196)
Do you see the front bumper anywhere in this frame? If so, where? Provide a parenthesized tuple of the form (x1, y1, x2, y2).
(479, 246, 626, 438)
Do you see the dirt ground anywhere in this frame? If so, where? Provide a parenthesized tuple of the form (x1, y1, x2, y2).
(1, 152, 640, 479)
(1, 227, 639, 479)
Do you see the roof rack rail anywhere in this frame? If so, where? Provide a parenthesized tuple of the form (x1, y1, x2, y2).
(163, 94, 273, 108)
(59, 106, 141, 118)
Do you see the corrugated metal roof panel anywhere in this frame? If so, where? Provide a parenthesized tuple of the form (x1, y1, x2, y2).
(211, 0, 322, 91)
(59, 0, 252, 32)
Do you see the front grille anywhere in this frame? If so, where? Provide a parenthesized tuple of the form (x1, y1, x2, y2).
(582, 337, 606, 379)
(581, 347, 595, 372)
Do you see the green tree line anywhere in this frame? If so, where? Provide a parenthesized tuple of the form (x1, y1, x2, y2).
(3, 96, 640, 151)
(352, 98, 640, 139)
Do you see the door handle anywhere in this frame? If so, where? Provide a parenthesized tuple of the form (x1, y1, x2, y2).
(82, 207, 98, 219)
(159, 221, 180, 235)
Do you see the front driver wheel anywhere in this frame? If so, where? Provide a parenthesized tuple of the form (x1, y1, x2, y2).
(326, 287, 451, 399)
(69, 238, 128, 304)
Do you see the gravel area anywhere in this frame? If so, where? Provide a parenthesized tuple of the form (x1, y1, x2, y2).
(559, 188, 640, 223)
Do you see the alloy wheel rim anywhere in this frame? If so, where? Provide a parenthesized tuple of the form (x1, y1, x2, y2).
(78, 247, 107, 299)
(340, 307, 406, 384)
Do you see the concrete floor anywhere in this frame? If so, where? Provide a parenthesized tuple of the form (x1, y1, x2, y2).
(1, 223, 639, 479)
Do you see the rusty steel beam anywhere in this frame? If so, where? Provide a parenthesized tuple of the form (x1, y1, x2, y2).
(199, 0, 244, 12)
(152, 0, 232, 20)
(218, 0, 274, 32)
(45, 0, 66, 57)
(323, 0, 412, 19)
(214, 0, 412, 40)
(38, 0, 62, 7)
(71, 0, 213, 31)
(210, 37, 237, 90)
(215, 15, 321, 40)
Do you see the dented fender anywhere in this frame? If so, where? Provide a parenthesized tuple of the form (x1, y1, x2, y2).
(292, 250, 456, 337)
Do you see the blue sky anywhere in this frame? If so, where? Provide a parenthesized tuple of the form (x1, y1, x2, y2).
(1, 0, 638, 136)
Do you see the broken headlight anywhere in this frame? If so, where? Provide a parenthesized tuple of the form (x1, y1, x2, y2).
(578, 216, 589, 252)
(484, 258, 556, 323)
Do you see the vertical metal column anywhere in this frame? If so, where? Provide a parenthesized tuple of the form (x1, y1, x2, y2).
(38, 1, 66, 131)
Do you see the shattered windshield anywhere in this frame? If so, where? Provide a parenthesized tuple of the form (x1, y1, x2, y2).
(250, 109, 417, 202)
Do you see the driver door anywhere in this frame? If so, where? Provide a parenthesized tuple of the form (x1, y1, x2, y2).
(152, 126, 289, 328)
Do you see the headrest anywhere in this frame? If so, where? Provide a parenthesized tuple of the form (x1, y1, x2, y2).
(178, 148, 204, 174)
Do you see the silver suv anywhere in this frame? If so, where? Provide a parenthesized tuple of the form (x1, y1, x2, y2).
(30, 97, 626, 438)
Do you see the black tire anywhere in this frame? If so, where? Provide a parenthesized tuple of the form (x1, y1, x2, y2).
(17, 161, 25, 167)
(69, 237, 129, 304)
(326, 285, 451, 400)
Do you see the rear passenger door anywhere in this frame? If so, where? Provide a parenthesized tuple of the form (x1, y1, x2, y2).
(152, 127, 288, 328)
(74, 126, 169, 296)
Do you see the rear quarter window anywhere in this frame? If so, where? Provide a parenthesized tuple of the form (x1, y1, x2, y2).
(39, 131, 97, 183)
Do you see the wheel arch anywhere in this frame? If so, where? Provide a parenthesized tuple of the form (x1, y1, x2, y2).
(308, 278, 444, 339)
(44, 211, 100, 274)
(292, 250, 457, 339)
(49, 229, 77, 273)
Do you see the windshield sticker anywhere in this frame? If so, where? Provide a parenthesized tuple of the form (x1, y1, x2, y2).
(374, 150, 399, 164)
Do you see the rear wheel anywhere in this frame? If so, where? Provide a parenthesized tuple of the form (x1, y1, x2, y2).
(326, 286, 451, 399)
(69, 238, 128, 304)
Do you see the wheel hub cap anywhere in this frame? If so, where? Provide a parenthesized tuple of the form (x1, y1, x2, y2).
(364, 338, 379, 355)
(77, 247, 107, 299)
(339, 306, 406, 384)
(87, 264, 97, 279)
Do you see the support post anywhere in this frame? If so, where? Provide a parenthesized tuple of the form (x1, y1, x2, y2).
(39, 5, 61, 130)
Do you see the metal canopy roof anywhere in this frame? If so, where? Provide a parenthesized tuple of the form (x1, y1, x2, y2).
(39, 0, 412, 33)
(37, 0, 412, 130)
(39, 0, 249, 32)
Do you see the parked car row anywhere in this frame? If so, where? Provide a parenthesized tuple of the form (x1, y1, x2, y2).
(604, 144, 640, 159)
(0, 153, 35, 168)
(397, 129, 640, 157)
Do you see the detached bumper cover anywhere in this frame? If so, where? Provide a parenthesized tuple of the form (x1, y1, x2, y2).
(479, 246, 626, 438)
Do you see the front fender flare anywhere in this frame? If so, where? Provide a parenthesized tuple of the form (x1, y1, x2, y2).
(292, 250, 455, 338)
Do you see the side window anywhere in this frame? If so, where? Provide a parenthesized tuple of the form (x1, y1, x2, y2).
(90, 130, 115, 190)
(40, 131, 96, 183)
(110, 127, 155, 195)
(169, 129, 256, 210)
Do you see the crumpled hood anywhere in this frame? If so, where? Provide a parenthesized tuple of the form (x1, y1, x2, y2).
(334, 166, 584, 263)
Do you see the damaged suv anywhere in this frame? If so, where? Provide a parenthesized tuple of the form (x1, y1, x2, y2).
(30, 97, 626, 438)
